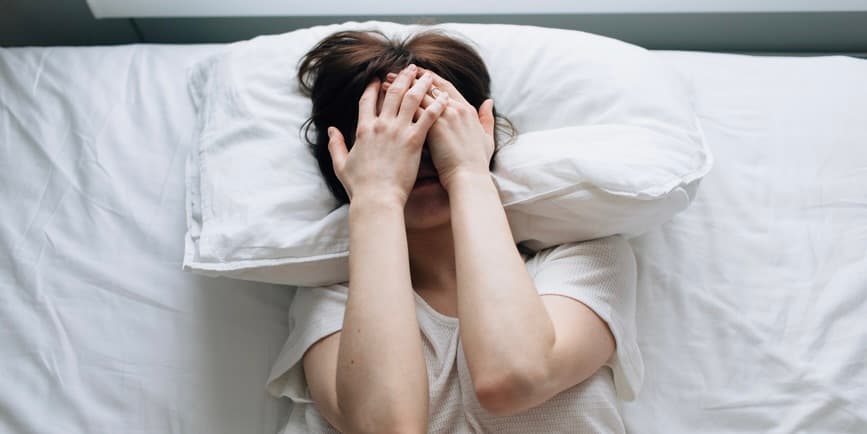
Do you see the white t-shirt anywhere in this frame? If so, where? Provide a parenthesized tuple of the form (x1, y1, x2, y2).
(266, 235, 643, 433)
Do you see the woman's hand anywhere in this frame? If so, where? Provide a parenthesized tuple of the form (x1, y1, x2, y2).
(383, 67, 496, 192)
(327, 64, 450, 206)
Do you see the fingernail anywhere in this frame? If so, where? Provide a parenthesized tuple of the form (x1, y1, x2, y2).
(408, 64, 417, 72)
(327, 127, 334, 139)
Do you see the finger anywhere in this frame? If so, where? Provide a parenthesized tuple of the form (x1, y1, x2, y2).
(478, 98, 495, 136)
(414, 93, 434, 122)
(381, 64, 417, 118)
(358, 78, 380, 123)
(413, 91, 449, 132)
(382, 80, 437, 106)
(415, 66, 470, 106)
(377, 86, 387, 116)
(326, 126, 348, 175)
(404, 91, 437, 122)
(384, 83, 440, 122)
(414, 91, 439, 121)
(383, 80, 438, 121)
(397, 72, 433, 123)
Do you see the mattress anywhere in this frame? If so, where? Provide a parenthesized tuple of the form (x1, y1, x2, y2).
(627, 51, 867, 433)
(1, 42, 865, 433)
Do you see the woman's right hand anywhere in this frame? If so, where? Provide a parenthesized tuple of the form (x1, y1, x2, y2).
(326, 63, 450, 206)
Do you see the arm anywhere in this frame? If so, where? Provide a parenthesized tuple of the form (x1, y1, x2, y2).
(385, 67, 616, 416)
(304, 195, 429, 433)
(341, 196, 430, 432)
(303, 331, 346, 432)
(448, 169, 615, 416)
(302, 64, 448, 433)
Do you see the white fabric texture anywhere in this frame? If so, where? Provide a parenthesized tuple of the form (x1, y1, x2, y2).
(266, 235, 642, 433)
(0, 44, 293, 434)
(620, 51, 867, 434)
(182, 20, 710, 286)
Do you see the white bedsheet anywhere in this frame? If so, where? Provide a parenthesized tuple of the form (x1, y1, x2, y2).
(0, 45, 293, 433)
(1, 43, 865, 434)
(626, 52, 867, 433)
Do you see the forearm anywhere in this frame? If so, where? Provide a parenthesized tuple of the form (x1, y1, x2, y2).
(337, 195, 429, 432)
(448, 170, 555, 390)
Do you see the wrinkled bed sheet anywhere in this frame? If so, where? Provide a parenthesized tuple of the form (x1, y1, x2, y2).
(1, 43, 865, 434)
(626, 51, 867, 433)
(0, 45, 292, 434)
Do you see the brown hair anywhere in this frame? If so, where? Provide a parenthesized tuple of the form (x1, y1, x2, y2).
(297, 27, 517, 204)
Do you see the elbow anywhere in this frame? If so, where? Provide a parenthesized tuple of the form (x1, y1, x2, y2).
(343, 421, 426, 434)
(340, 404, 427, 434)
(473, 366, 548, 417)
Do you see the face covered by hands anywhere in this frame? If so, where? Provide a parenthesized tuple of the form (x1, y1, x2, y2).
(382, 66, 496, 192)
(327, 64, 451, 206)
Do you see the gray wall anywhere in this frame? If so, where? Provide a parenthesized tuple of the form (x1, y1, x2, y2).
(2, 0, 867, 54)
(0, 0, 138, 46)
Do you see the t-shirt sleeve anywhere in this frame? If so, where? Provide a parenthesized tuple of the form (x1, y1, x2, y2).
(526, 235, 644, 401)
(265, 283, 348, 403)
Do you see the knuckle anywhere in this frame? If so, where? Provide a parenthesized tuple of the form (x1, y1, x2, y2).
(355, 122, 371, 137)
(404, 90, 422, 103)
(411, 129, 427, 143)
(386, 83, 406, 95)
(372, 120, 387, 133)
(430, 102, 445, 114)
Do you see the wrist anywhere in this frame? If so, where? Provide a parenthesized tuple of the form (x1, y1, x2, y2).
(442, 167, 494, 194)
(349, 192, 405, 216)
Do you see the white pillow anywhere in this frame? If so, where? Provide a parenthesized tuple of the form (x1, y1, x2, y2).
(183, 20, 711, 286)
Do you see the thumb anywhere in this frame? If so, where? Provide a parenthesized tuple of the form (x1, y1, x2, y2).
(478, 98, 495, 137)
(326, 126, 348, 174)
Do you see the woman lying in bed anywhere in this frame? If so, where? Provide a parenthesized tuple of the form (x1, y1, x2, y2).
(273, 28, 642, 433)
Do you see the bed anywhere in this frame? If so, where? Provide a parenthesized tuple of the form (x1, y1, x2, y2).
(1, 40, 865, 433)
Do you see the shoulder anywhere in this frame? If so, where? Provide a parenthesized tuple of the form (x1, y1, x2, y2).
(524, 235, 635, 278)
(288, 283, 350, 325)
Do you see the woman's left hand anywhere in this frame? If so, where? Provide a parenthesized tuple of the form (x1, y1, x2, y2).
(383, 67, 496, 191)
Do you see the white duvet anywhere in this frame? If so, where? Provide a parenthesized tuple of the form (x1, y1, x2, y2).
(1, 43, 865, 433)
